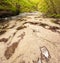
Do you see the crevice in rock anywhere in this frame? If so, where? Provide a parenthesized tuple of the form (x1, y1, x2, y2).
(4, 42, 19, 59)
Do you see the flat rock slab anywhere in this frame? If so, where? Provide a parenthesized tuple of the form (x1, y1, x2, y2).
(0, 12, 60, 63)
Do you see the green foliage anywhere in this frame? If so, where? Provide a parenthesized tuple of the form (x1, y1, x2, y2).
(0, 0, 60, 17)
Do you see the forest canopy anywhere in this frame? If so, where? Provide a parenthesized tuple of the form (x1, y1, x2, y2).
(0, 0, 60, 17)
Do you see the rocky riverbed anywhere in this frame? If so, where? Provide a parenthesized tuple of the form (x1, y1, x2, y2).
(0, 12, 60, 63)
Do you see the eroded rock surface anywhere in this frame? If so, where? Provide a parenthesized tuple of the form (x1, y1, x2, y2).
(0, 12, 60, 63)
